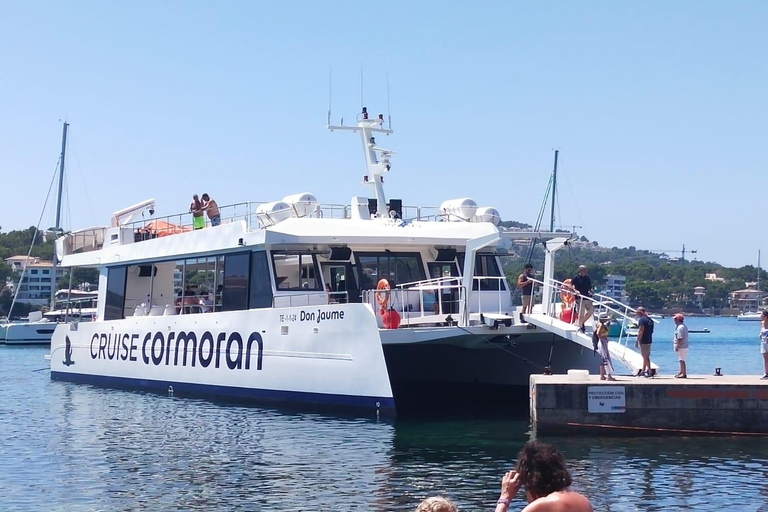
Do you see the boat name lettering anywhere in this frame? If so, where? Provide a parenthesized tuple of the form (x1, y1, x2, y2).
(298, 309, 345, 323)
(89, 331, 264, 370)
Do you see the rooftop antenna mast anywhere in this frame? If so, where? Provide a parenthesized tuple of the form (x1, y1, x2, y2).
(328, 73, 394, 218)
(549, 150, 558, 232)
(327, 68, 332, 127)
(386, 72, 392, 130)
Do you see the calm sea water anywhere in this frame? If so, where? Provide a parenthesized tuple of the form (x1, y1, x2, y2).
(2, 317, 768, 511)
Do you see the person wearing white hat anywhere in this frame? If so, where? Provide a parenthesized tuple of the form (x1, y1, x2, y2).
(596, 312, 616, 380)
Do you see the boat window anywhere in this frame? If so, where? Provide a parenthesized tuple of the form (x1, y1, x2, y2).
(249, 251, 273, 309)
(222, 252, 250, 311)
(176, 257, 218, 314)
(104, 265, 127, 320)
(457, 254, 504, 291)
(354, 252, 426, 290)
(271, 253, 321, 291)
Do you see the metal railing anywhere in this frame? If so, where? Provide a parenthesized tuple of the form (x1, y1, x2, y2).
(530, 277, 639, 349)
(58, 201, 464, 256)
(360, 275, 514, 328)
(272, 291, 349, 308)
(120, 201, 446, 236)
(362, 277, 465, 327)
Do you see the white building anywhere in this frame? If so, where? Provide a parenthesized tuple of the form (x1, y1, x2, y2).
(603, 275, 629, 304)
(729, 285, 765, 313)
(4, 255, 64, 306)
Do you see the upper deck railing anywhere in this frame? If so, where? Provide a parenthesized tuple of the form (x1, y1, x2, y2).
(59, 201, 449, 256)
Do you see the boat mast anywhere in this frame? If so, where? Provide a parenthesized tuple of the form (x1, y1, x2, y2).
(51, 122, 68, 310)
(549, 150, 558, 232)
(328, 107, 394, 218)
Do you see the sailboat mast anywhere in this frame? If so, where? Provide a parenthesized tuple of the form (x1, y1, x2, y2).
(51, 122, 68, 310)
(549, 150, 558, 232)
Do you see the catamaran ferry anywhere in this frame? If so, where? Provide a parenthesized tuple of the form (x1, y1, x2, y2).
(49, 107, 649, 415)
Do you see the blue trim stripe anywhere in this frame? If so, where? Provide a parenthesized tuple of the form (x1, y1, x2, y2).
(51, 371, 396, 415)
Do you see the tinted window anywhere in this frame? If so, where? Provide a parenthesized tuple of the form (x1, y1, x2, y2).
(250, 251, 273, 309)
(104, 266, 127, 320)
(458, 254, 504, 291)
(223, 252, 250, 311)
(272, 253, 321, 291)
(355, 252, 425, 290)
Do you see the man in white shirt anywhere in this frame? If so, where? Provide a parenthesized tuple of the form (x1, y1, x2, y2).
(673, 313, 689, 378)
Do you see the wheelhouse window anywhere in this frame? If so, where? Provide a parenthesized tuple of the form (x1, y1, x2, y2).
(272, 253, 321, 291)
(250, 251, 273, 309)
(104, 265, 127, 320)
(355, 252, 426, 290)
(458, 254, 504, 291)
(222, 252, 250, 311)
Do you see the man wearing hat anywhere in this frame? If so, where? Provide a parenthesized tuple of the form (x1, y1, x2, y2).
(571, 265, 594, 334)
(673, 313, 689, 378)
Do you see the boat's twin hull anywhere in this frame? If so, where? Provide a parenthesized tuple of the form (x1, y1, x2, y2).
(50, 305, 599, 415)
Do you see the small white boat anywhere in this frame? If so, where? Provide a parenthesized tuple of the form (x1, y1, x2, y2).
(737, 312, 762, 321)
(3, 293, 98, 345)
(3, 312, 57, 345)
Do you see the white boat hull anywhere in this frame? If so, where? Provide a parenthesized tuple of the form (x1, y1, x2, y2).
(50, 304, 396, 414)
(4, 321, 57, 345)
(737, 313, 762, 321)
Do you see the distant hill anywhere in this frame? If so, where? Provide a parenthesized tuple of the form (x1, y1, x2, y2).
(500, 229, 762, 311)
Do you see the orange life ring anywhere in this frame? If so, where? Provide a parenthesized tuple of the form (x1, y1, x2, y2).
(561, 279, 576, 306)
(376, 279, 390, 310)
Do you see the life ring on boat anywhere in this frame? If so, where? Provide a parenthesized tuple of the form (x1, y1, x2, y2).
(376, 279, 390, 312)
(560, 279, 576, 306)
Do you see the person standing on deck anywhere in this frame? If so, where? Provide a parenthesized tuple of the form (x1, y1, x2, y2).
(673, 313, 689, 378)
(201, 193, 221, 227)
(635, 306, 654, 377)
(190, 194, 205, 230)
(571, 265, 593, 334)
(760, 311, 768, 379)
(517, 263, 535, 322)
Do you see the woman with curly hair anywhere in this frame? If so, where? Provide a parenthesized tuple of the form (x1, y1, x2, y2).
(494, 441, 592, 511)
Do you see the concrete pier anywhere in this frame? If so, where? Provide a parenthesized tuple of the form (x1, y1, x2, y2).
(530, 373, 768, 435)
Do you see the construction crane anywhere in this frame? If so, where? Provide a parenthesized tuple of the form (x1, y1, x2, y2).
(649, 244, 698, 261)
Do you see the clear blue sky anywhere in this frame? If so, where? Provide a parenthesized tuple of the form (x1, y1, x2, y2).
(1, 1, 765, 267)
